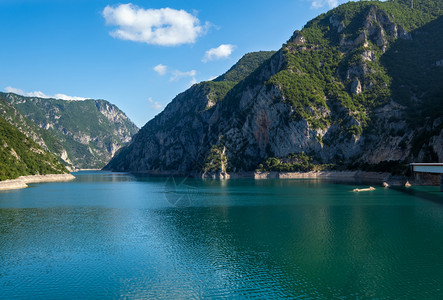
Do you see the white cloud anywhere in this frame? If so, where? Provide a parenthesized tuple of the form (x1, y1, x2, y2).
(5, 86, 25, 95)
(4, 86, 87, 101)
(28, 91, 48, 98)
(53, 94, 88, 101)
(153, 64, 167, 75)
(147, 97, 163, 110)
(310, 0, 339, 9)
(202, 44, 235, 62)
(169, 69, 196, 82)
(103, 3, 208, 46)
(153, 65, 198, 85)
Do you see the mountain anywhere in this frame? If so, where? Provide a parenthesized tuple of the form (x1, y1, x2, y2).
(214, 51, 277, 82)
(105, 0, 442, 176)
(0, 93, 139, 169)
(105, 51, 275, 173)
(0, 96, 65, 159)
(0, 113, 68, 181)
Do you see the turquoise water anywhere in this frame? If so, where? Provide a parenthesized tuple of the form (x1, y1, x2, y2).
(0, 171, 442, 299)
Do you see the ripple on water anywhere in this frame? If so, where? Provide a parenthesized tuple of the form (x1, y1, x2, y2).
(1, 174, 443, 298)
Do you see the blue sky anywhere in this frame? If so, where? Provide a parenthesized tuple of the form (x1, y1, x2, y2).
(0, 0, 349, 128)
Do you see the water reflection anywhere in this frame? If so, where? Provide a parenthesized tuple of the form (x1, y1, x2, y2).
(0, 172, 442, 298)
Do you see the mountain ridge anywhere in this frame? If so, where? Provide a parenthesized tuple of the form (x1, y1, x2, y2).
(0, 92, 139, 170)
(105, 0, 442, 176)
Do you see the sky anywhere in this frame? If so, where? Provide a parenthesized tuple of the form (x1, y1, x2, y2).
(0, 0, 351, 128)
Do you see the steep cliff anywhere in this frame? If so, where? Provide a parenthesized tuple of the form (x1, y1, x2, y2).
(106, 0, 442, 176)
(1, 93, 139, 169)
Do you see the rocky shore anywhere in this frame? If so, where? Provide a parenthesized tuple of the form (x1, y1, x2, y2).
(256, 170, 441, 187)
(254, 170, 387, 180)
(226, 170, 439, 187)
(156, 169, 439, 187)
(0, 173, 76, 191)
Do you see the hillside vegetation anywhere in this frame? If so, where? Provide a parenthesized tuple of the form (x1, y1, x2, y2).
(267, 0, 442, 131)
(106, 0, 443, 176)
(0, 116, 68, 181)
(1, 93, 138, 169)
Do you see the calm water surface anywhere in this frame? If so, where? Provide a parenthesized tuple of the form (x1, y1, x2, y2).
(0, 171, 442, 299)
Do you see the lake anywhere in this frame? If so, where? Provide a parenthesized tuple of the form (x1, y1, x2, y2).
(1, 171, 442, 299)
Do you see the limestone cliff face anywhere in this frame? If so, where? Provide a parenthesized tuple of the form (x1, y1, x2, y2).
(1, 93, 139, 169)
(106, 1, 443, 174)
(107, 84, 217, 173)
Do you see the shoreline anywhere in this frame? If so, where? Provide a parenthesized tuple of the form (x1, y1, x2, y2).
(205, 170, 440, 187)
(253, 170, 391, 181)
(3, 170, 432, 190)
(113, 169, 439, 187)
(0, 173, 76, 191)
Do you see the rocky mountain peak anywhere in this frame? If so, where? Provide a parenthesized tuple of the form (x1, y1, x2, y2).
(105, 0, 443, 176)
(288, 30, 305, 45)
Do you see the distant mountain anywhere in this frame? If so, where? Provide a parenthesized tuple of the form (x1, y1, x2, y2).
(105, 0, 442, 176)
(0, 93, 139, 169)
(0, 113, 68, 181)
(0, 96, 65, 158)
